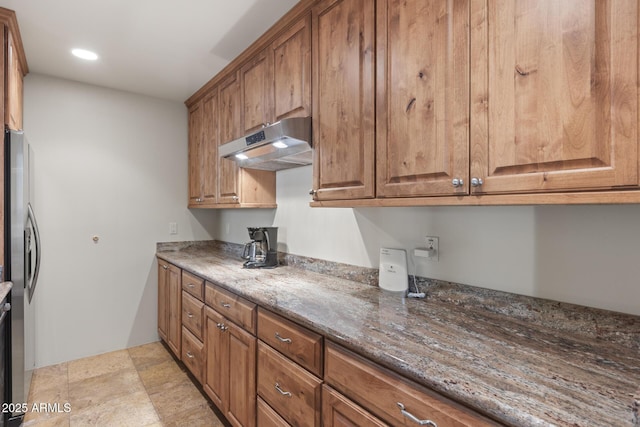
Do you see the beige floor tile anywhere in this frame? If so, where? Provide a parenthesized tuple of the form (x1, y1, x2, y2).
(67, 350, 135, 383)
(30, 363, 69, 394)
(148, 380, 209, 421)
(26, 364, 71, 426)
(136, 359, 190, 393)
(69, 390, 159, 427)
(24, 388, 70, 423)
(161, 402, 225, 427)
(28, 342, 225, 427)
(23, 413, 70, 427)
(127, 341, 173, 371)
(68, 368, 145, 411)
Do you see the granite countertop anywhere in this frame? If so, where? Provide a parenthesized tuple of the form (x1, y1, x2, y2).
(0, 281, 12, 303)
(157, 242, 640, 427)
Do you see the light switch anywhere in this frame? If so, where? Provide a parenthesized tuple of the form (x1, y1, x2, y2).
(169, 222, 178, 235)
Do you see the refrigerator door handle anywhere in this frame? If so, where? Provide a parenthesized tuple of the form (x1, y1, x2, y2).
(26, 202, 41, 303)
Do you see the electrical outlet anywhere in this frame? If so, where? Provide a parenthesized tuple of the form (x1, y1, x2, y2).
(169, 222, 178, 235)
(425, 236, 439, 262)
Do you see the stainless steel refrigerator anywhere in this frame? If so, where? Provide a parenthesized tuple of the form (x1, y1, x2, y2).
(5, 129, 40, 425)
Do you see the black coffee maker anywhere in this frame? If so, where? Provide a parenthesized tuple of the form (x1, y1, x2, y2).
(242, 227, 278, 268)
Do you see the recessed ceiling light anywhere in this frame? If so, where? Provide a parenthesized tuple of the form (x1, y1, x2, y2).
(71, 48, 98, 61)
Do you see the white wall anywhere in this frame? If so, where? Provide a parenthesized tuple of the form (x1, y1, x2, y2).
(24, 74, 217, 367)
(215, 166, 640, 316)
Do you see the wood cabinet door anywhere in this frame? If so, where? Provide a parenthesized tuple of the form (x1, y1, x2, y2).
(312, 0, 376, 200)
(322, 385, 388, 427)
(204, 307, 228, 411)
(241, 49, 274, 134)
(201, 90, 218, 205)
(218, 72, 242, 204)
(271, 13, 312, 121)
(166, 264, 182, 357)
(157, 261, 168, 341)
(6, 29, 23, 131)
(470, 0, 639, 194)
(5, 27, 24, 130)
(188, 101, 203, 205)
(226, 322, 257, 427)
(376, 0, 470, 197)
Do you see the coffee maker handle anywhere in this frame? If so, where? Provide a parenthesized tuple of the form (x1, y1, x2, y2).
(242, 242, 251, 259)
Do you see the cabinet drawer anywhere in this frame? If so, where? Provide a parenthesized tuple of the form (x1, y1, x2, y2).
(257, 397, 289, 427)
(325, 342, 498, 427)
(257, 341, 321, 427)
(182, 270, 204, 300)
(182, 291, 204, 340)
(258, 308, 323, 376)
(181, 326, 204, 384)
(322, 385, 388, 427)
(205, 283, 256, 334)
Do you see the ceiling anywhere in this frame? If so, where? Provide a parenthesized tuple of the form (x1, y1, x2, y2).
(0, 0, 299, 102)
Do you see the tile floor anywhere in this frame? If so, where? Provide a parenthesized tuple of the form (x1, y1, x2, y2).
(23, 341, 226, 427)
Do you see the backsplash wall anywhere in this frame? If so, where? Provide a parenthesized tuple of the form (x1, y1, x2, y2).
(215, 166, 640, 316)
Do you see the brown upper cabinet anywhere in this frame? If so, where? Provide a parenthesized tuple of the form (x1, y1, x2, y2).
(0, 8, 28, 131)
(271, 14, 312, 122)
(310, 0, 640, 206)
(188, 90, 218, 207)
(186, 10, 313, 209)
(218, 72, 243, 204)
(241, 49, 274, 135)
(470, 0, 638, 195)
(311, 0, 376, 201)
(376, 0, 470, 198)
(187, 0, 640, 206)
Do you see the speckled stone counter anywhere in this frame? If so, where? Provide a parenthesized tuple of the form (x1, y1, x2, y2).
(157, 241, 640, 427)
(0, 281, 12, 302)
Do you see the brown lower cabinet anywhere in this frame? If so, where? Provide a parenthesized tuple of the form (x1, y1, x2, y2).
(257, 397, 289, 426)
(322, 385, 387, 427)
(159, 264, 501, 427)
(204, 303, 257, 427)
(257, 341, 322, 427)
(156, 259, 181, 357)
(324, 341, 499, 427)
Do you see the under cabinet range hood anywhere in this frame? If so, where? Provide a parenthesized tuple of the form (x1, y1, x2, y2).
(218, 117, 312, 171)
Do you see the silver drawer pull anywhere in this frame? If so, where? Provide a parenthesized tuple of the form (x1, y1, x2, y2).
(221, 302, 231, 308)
(186, 351, 194, 359)
(187, 283, 195, 288)
(187, 312, 194, 318)
(162, 264, 169, 270)
(275, 332, 292, 344)
(397, 403, 437, 426)
(216, 322, 228, 331)
(274, 383, 292, 397)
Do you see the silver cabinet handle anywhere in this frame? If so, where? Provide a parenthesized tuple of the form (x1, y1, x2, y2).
(187, 283, 195, 288)
(471, 177, 483, 187)
(232, 196, 239, 201)
(275, 383, 292, 397)
(221, 302, 231, 308)
(451, 178, 464, 188)
(309, 189, 317, 196)
(216, 322, 228, 331)
(187, 312, 194, 318)
(162, 264, 169, 270)
(186, 351, 194, 359)
(397, 403, 437, 426)
(275, 332, 292, 344)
